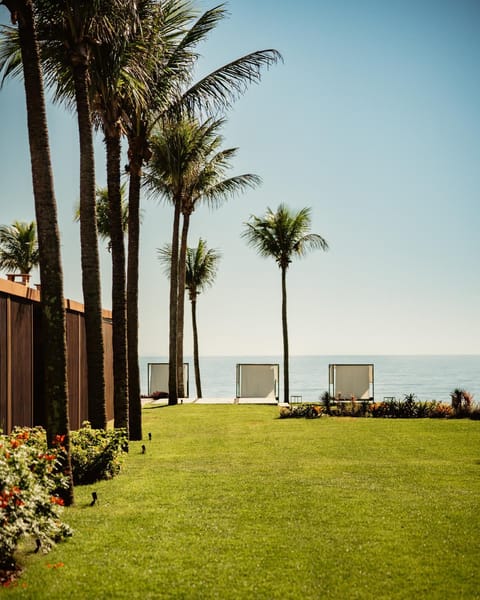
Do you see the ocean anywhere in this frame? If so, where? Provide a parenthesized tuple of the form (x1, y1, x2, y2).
(139, 355, 480, 404)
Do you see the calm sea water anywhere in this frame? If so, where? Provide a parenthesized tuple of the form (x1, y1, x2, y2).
(139, 355, 480, 404)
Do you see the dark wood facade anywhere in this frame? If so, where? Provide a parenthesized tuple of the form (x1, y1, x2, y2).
(0, 278, 113, 433)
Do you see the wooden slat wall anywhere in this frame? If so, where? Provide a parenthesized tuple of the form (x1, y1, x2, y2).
(0, 280, 113, 433)
(103, 319, 114, 424)
(0, 296, 8, 432)
(11, 300, 33, 428)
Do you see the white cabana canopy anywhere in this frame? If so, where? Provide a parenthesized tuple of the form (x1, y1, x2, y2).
(236, 363, 279, 401)
(148, 363, 189, 397)
(328, 364, 374, 401)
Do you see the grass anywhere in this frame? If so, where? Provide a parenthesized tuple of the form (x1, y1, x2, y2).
(5, 406, 480, 599)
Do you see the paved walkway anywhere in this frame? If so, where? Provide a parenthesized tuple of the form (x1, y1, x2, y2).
(143, 397, 279, 406)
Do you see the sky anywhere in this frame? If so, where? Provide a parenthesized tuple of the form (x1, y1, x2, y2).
(0, 0, 479, 357)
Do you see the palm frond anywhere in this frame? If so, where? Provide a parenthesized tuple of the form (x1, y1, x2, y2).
(201, 174, 261, 209)
(157, 243, 173, 278)
(186, 238, 221, 296)
(0, 25, 23, 87)
(146, 115, 260, 215)
(178, 49, 282, 113)
(242, 205, 328, 270)
(0, 220, 39, 273)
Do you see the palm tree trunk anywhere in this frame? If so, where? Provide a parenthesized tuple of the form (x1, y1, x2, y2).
(176, 212, 190, 398)
(11, 0, 73, 504)
(105, 130, 129, 431)
(168, 199, 181, 405)
(281, 266, 289, 404)
(126, 144, 142, 440)
(191, 296, 202, 398)
(72, 62, 106, 429)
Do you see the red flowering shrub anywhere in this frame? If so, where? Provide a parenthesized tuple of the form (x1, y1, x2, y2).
(429, 402, 454, 419)
(0, 427, 72, 571)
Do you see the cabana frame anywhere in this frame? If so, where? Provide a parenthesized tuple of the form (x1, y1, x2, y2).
(328, 363, 374, 402)
(236, 363, 279, 401)
(148, 362, 189, 397)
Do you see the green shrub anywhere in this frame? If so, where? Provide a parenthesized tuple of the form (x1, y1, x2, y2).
(415, 400, 432, 418)
(334, 400, 371, 417)
(320, 391, 332, 414)
(70, 422, 127, 485)
(279, 404, 323, 419)
(450, 389, 474, 418)
(369, 401, 389, 418)
(0, 427, 72, 570)
(469, 405, 480, 420)
(400, 393, 418, 418)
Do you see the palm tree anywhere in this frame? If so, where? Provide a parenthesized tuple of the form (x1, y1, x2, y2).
(74, 184, 129, 251)
(2, 0, 280, 423)
(88, 2, 152, 432)
(185, 239, 220, 398)
(122, 0, 201, 434)
(31, 1, 128, 429)
(242, 205, 329, 404)
(0, 0, 73, 504)
(83, 0, 279, 418)
(0, 1, 134, 430)
(145, 115, 260, 403)
(157, 239, 221, 399)
(0, 220, 39, 275)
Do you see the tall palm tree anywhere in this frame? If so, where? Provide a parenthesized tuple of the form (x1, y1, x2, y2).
(185, 239, 220, 398)
(0, 0, 73, 504)
(123, 1, 280, 412)
(0, 220, 39, 274)
(121, 0, 196, 435)
(145, 115, 260, 402)
(157, 239, 220, 399)
(242, 205, 329, 404)
(33, 1, 127, 429)
(88, 3, 152, 432)
(0, 1, 134, 430)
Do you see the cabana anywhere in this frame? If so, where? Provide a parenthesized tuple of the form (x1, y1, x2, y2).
(147, 363, 189, 397)
(236, 363, 279, 402)
(328, 364, 374, 402)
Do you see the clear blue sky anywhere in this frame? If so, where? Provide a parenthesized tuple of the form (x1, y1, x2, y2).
(1, 0, 479, 356)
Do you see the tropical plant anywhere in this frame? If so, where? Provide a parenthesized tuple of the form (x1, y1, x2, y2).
(185, 240, 221, 398)
(450, 388, 473, 417)
(78, 0, 278, 419)
(0, 1, 140, 430)
(243, 205, 329, 404)
(69, 421, 127, 485)
(279, 404, 323, 419)
(2, 1, 135, 430)
(0, 0, 73, 504)
(1, 0, 280, 423)
(320, 391, 332, 415)
(0, 220, 39, 274)
(125, 2, 280, 408)
(158, 238, 221, 398)
(402, 393, 418, 418)
(0, 427, 72, 572)
(429, 402, 454, 419)
(74, 185, 129, 251)
(122, 0, 201, 432)
(146, 116, 259, 401)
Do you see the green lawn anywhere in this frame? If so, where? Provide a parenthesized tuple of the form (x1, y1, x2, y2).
(7, 406, 480, 599)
